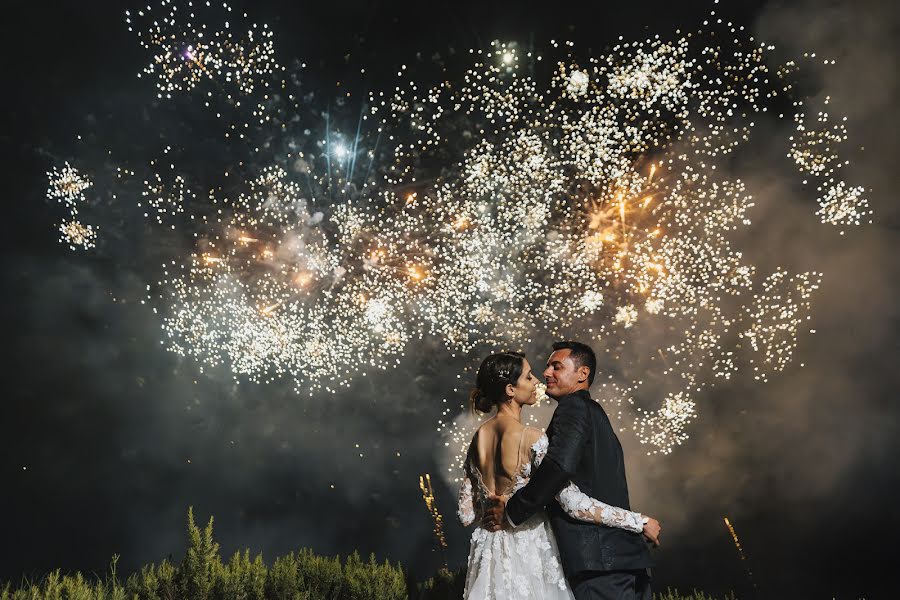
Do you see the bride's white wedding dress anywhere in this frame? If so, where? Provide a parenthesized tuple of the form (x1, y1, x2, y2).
(457, 428, 645, 600)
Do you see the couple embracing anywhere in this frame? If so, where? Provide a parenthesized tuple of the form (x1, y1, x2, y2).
(457, 341, 661, 600)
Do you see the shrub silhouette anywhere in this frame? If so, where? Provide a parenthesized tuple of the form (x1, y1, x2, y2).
(0, 508, 746, 600)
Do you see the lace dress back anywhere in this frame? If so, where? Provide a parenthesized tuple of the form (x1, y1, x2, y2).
(458, 423, 572, 600)
(466, 418, 535, 497)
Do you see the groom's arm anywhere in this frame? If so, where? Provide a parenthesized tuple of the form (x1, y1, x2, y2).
(505, 396, 589, 526)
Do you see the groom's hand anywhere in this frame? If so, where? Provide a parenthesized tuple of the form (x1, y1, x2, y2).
(642, 516, 661, 547)
(481, 493, 508, 532)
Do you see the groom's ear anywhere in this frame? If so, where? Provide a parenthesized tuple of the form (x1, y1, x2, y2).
(577, 365, 590, 384)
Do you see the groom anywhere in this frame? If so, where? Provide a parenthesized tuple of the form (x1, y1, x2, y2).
(482, 341, 658, 600)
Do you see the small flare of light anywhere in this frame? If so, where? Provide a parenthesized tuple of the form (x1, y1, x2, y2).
(407, 265, 426, 281)
(580, 290, 604, 311)
(567, 70, 590, 95)
(585, 233, 604, 248)
(260, 303, 280, 316)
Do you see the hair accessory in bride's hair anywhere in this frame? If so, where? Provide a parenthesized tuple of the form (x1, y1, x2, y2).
(471, 351, 525, 414)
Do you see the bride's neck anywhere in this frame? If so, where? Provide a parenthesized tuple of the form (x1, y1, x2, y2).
(495, 401, 522, 421)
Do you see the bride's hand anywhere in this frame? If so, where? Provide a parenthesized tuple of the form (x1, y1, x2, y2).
(642, 516, 661, 547)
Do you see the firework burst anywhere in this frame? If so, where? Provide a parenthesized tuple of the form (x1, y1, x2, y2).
(47, 3, 871, 463)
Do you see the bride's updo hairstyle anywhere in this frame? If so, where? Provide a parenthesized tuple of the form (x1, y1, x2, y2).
(469, 352, 526, 414)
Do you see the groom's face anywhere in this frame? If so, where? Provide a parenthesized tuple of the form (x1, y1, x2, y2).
(543, 349, 584, 398)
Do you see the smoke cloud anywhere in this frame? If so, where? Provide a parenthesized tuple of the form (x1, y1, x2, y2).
(3, 2, 898, 599)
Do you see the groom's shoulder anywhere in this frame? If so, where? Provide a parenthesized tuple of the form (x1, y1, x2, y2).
(557, 390, 594, 405)
(557, 391, 608, 417)
(557, 392, 587, 403)
(554, 392, 591, 417)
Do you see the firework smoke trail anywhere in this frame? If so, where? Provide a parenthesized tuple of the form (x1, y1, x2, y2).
(46, 2, 872, 468)
(723, 516, 756, 589)
(419, 474, 448, 567)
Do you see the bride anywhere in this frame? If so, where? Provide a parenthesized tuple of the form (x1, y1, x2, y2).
(457, 352, 660, 600)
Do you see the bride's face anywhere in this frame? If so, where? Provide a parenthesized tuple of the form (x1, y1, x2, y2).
(510, 359, 539, 407)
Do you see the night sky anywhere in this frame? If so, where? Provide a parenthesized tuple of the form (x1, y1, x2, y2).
(3, 1, 900, 599)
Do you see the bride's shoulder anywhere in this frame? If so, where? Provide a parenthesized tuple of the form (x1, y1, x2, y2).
(471, 418, 504, 446)
(473, 417, 496, 437)
(477, 415, 525, 434)
(522, 426, 546, 449)
(523, 424, 545, 437)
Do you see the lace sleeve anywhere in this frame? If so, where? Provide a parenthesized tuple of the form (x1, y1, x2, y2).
(556, 483, 645, 533)
(530, 433, 644, 533)
(531, 433, 549, 467)
(457, 476, 476, 526)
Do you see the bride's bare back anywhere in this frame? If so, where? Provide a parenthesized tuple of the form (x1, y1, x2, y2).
(468, 417, 543, 496)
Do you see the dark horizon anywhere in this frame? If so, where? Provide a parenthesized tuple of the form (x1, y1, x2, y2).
(2, 0, 899, 598)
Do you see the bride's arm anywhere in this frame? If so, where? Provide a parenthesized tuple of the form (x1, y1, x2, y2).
(530, 432, 645, 533)
(505, 400, 588, 527)
(554, 483, 645, 532)
(457, 476, 476, 527)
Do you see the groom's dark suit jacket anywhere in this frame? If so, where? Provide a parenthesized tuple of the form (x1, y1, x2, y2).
(506, 389, 653, 576)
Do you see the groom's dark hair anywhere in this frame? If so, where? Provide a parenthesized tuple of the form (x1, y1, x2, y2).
(552, 341, 597, 386)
